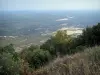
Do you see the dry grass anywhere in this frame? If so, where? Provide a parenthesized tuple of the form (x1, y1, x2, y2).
(26, 46, 100, 75)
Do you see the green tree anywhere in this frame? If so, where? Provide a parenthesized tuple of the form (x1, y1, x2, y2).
(0, 52, 21, 75)
(0, 44, 15, 54)
(80, 23, 100, 46)
(41, 30, 73, 56)
(25, 49, 51, 69)
(53, 30, 72, 55)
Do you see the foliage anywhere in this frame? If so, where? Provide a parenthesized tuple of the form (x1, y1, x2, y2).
(40, 39, 56, 56)
(20, 46, 52, 69)
(0, 48, 21, 75)
(41, 23, 100, 56)
(28, 45, 39, 51)
(27, 49, 51, 69)
(32, 46, 100, 75)
(75, 23, 100, 46)
(40, 30, 73, 56)
(0, 44, 15, 54)
(1, 23, 100, 74)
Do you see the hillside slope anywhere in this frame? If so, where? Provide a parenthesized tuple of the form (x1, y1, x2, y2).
(32, 46, 100, 75)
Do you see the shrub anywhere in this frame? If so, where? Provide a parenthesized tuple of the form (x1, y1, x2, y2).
(28, 45, 39, 51)
(22, 48, 52, 69)
(32, 46, 100, 75)
(79, 23, 100, 46)
(40, 39, 56, 56)
(41, 30, 73, 56)
(0, 53, 21, 75)
(0, 44, 15, 54)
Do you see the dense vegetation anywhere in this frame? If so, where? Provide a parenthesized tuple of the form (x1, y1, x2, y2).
(0, 23, 100, 75)
(0, 44, 21, 75)
(33, 46, 100, 75)
(40, 23, 100, 55)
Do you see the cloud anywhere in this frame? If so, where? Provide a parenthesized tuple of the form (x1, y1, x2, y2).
(56, 18, 68, 21)
(68, 16, 74, 18)
(60, 23, 68, 26)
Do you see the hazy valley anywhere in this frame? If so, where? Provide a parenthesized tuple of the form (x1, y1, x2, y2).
(0, 10, 100, 49)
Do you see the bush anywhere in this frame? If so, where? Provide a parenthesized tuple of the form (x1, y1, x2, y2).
(0, 44, 15, 54)
(28, 45, 39, 51)
(0, 53, 21, 75)
(21, 48, 52, 69)
(80, 23, 100, 46)
(41, 30, 73, 56)
(40, 39, 56, 56)
(32, 46, 100, 75)
(0, 44, 22, 75)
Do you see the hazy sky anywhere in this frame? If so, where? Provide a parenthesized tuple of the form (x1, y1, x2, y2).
(0, 0, 100, 11)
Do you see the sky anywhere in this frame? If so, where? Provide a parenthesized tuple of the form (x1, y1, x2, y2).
(0, 0, 100, 11)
